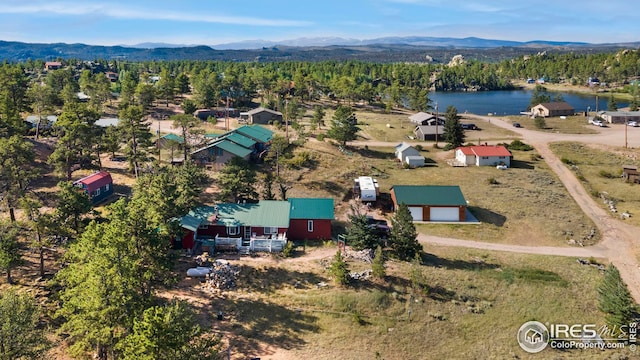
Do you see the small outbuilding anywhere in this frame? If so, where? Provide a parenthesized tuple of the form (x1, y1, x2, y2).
(623, 165, 640, 183)
(390, 185, 468, 222)
(408, 112, 445, 126)
(73, 171, 113, 204)
(414, 125, 445, 141)
(239, 107, 283, 125)
(395, 142, 425, 167)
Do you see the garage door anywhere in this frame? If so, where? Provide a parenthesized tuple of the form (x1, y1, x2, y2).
(408, 207, 423, 221)
(430, 207, 460, 222)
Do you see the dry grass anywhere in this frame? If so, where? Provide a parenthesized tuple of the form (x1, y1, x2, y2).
(203, 245, 615, 360)
(287, 139, 598, 246)
(549, 142, 640, 226)
(502, 115, 600, 134)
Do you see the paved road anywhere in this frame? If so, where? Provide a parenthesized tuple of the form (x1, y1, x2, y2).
(353, 116, 640, 302)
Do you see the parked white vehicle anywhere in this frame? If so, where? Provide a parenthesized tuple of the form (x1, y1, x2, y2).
(589, 118, 604, 127)
(628, 121, 638, 127)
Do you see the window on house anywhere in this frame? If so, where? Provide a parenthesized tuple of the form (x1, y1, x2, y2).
(264, 227, 278, 234)
(482, 156, 489, 159)
(307, 220, 314, 232)
(198, 223, 209, 229)
(216, 148, 224, 156)
(227, 226, 238, 236)
(105, 183, 110, 192)
(95, 188, 100, 196)
(499, 156, 505, 159)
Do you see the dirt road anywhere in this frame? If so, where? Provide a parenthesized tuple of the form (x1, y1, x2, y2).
(351, 115, 640, 302)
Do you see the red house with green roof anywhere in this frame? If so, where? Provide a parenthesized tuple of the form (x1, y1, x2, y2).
(288, 198, 334, 241)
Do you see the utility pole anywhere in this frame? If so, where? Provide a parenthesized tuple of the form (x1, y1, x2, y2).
(285, 98, 289, 139)
(435, 101, 439, 147)
(625, 118, 628, 148)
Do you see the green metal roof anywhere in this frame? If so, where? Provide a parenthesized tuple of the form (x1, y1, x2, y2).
(180, 215, 202, 232)
(215, 140, 252, 158)
(225, 132, 256, 148)
(391, 185, 468, 206)
(216, 201, 290, 227)
(160, 133, 184, 143)
(289, 198, 335, 219)
(235, 125, 273, 143)
(180, 205, 218, 231)
(205, 132, 224, 138)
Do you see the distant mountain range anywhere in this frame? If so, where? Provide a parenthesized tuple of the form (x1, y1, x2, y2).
(0, 36, 637, 63)
(209, 36, 596, 50)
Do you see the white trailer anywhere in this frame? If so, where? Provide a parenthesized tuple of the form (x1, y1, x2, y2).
(354, 176, 378, 202)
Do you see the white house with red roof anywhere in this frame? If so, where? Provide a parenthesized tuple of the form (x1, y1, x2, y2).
(455, 145, 512, 167)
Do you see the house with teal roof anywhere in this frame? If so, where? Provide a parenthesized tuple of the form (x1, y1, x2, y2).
(192, 125, 273, 167)
(390, 185, 468, 222)
(177, 198, 335, 253)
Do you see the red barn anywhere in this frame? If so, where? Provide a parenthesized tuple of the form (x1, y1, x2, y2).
(288, 198, 334, 241)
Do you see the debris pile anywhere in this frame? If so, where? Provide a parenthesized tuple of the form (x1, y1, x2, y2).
(344, 249, 374, 263)
(577, 258, 606, 271)
(600, 192, 618, 213)
(203, 260, 239, 292)
(349, 270, 372, 281)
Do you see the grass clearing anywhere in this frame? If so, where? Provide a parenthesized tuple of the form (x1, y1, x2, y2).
(549, 142, 640, 226)
(291, 137, 598, 246)
(208, 245, 615, 359)
(503, 115, 599, 134)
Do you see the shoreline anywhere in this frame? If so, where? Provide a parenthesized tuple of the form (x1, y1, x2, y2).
(514, 81, 633, 101)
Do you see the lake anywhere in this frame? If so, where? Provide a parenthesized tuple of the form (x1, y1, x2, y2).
(427, 89, 626, 116)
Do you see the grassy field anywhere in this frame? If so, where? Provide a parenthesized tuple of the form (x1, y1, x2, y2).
(203, 245, 618, 360)
(286, 138, 598, 246)
(549, 142, 640, 226)
(502, 115, 600, 134)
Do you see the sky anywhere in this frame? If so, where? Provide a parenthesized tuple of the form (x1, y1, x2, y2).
(0, 0, 638, 47)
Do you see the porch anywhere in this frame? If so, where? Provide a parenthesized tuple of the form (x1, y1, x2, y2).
(196, 233, 288, 254)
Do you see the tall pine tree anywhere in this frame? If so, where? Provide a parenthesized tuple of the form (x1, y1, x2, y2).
(389, 203, 422, 261)
(443, 105, 465, 150)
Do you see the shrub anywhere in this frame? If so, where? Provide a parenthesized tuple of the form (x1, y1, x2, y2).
(415, 144, 423, 151)
(281, 241, 294, 258)
(530, 153, 542, 161)
(486, 177, 499, 185)
(316, 133, 325, 141)
(506, 140, 534, 151)
(534, 116, 547, 129)
(561, 157, 576, 165)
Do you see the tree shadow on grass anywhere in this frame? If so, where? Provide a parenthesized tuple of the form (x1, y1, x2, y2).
(510, 159, 535, 169)
(305, 180, 346, 197)
(218, 297, 320, 357)
(468, 206, 506, 226)
(353, 146, 393, 160)
(236, 265, 327, 293)
(419, 252, 499, 271)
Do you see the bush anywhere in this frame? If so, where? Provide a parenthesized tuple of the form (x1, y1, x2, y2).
(415, 144, 423, 151)
(530, 153, 542, 161)
(281, 241, 294, 258)
(534, 116, 547, 129)
(316, 133, 325, 141)
(486, 177, 500, 185)
(506, 140, 534, 151)
(561, 157, 576, 165)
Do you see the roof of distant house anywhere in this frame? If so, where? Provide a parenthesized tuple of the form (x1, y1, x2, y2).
(235, 125, 274, 143)
(456, 145, 511, 157)
(159, 133, 184, 143)
(246, 107, 283, 116)
(535, 102, 575, 111)
(95, 118, 120, 127)
(213, 139, 253, 158)
(391, 185, 467, 206)
(289, 198, 335, 219)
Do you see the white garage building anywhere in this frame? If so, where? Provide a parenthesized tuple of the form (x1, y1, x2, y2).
(390, 185, 468, 222)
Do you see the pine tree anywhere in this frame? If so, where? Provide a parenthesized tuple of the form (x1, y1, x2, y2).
(0, 290, 49, 359)
(597, 264, 639, 328)
(389, 203, 422, 261)
(371, 245, 386, 279)
(345, 206, 380, 250)
(0, 221, 21, 284)
(217, 157, 257, 203)
(329, 250, 350, 286)
(443, 105, 465, 150)
(327, 105, 359, 146)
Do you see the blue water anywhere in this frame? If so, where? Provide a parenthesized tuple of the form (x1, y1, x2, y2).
(428, 89, 626, 116)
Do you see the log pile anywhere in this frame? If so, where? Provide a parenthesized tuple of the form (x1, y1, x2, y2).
(203, 260, 239, 292)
